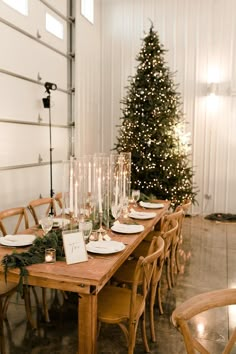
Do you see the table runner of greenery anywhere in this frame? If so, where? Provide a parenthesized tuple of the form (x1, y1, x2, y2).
(1, 229, 65, 294)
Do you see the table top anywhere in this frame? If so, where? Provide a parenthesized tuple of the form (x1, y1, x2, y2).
(0, 201, 169, 294)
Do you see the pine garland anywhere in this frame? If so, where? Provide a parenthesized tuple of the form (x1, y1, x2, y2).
(1, 229, 65, 294)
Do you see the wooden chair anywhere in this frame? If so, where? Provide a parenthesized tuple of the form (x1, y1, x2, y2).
(172, 288, 236, 354)
(0, 207, 36, 341)
(97, 236, 164, 354)
(175, 199, 192, 272)
(112, 236, 165, 343)
(0, 282, 19, 354)
(0, 207, 29, 236)
(54, 192, 63, 209)
(133, 208, 183, 288)
(27, 197, 56, 225)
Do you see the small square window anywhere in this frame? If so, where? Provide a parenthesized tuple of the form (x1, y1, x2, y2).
(2, 0, 28, 16)
(46, 13, 64, 40)
(81, 0, 94, 24)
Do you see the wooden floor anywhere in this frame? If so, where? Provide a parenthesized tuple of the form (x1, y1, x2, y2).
(3, 215, 236, 353)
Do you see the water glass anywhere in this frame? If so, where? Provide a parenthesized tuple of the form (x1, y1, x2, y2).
(111, 203, 122, 220)
(79, 220, 93, 243)
(131, 190, 140, 206)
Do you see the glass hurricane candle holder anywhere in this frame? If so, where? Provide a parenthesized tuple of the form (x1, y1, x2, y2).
(45, 248, 56, 263)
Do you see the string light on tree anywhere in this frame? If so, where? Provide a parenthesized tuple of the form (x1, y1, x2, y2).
(115, 23, 197, 208)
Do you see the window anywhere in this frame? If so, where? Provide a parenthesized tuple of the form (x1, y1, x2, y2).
(81, 0, 94, 24)
(46, 13, 64, 40)
(2, 0, 28, 16)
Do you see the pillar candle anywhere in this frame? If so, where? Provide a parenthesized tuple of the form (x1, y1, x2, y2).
(115, 176, 118, 206)
(98, 175, 102, 213)
(88, 162, 91, 193)
(69, 158, 74, 212)
(74, 181, 78, 217)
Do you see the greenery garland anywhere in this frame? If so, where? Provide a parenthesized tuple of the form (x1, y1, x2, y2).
(1, 229, 65, 294)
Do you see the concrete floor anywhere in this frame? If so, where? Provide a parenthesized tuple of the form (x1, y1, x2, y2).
(3, 215, 236, 353)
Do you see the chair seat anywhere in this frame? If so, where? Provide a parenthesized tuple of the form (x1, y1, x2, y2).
(98, 286, 144, 323)
(0, 281, 17, 296)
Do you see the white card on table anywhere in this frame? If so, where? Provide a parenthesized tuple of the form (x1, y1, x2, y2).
(62, 230, 88, 265)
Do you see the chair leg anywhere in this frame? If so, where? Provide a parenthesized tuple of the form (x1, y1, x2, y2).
(23, 286, 37, 329)
(140, 311, 150, 353)
(175, 241, 181, 273)
(42, 288, 50, 322)
(149, 282, 157, 342)
(171, 249, 176, 287)
(166, 258, 172, 289)
(128, 321, 139, 354)
(157, 283, 163, 315)
(0, 298, 6, 354)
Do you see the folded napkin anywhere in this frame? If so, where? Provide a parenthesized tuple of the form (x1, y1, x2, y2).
(128, 210, 156, 219)
(5, 234, 35, 242)
(86, 241, 125, 253)
(111, 223, 144, 234)
(139, 201, 164, 209)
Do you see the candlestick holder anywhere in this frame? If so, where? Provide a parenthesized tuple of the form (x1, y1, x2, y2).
(97, 211, 106, 241)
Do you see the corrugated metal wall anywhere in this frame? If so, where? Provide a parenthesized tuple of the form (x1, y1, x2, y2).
(0, 0, 72, 210)
(98, 0, 236, 214)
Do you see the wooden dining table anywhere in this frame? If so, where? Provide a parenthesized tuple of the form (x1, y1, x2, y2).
(0, 200, 169, 354)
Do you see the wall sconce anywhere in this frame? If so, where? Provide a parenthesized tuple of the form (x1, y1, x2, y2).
(207, 82, 219, 96)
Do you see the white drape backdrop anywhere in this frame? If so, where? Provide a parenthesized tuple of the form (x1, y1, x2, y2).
(75, 0, 236, 215)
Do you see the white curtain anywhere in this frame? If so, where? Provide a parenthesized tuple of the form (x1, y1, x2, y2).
(99, 0, 236, 214)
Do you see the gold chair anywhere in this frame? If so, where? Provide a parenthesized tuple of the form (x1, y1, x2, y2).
(175, 199, 192, 272)
(113, 236, 165, 343)
(27, 197, 56, 225)
(98, 236, 164, 354)
(172, 288, 236, 354)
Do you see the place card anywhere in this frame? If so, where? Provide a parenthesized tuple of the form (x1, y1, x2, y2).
(62, 229, 88, 265)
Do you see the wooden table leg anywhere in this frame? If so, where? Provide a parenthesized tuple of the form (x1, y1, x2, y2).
(78, 293, 97, 354)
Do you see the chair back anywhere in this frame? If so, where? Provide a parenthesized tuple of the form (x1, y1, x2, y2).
(54, 192, 63, 209)
(27, 197, 56, 224)
(161, 219, 178, 256)
(0, 207, 29, 236)
(175, 199, 191, 216)
(130, 236, 164, 322)
(162, 208, 184, 239)
(172, 288, 236, 354)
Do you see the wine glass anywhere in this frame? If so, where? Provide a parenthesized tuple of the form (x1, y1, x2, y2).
(39, 216, 53, 236)
(111, 203, 122, 220)
(131, 190, 140, 207)
(79, 220, 93, 244)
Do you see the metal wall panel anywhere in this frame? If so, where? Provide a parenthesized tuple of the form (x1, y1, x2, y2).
(0, 0, 72, 210)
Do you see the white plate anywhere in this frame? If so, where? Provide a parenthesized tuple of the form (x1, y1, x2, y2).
(128, 211, 156, 220)
(52, 218, 70, 227)
(139, 201, 164, 209)
(86, 241, 125, 254)
(111, 224, 144, 234)
(0, 234, 36, 247)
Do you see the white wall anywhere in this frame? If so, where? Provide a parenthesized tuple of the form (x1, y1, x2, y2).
(74, 0, 102, 156)
(99, 0, 236, 215)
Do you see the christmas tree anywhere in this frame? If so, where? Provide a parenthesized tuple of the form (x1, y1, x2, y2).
(115, 24, 197, 208)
